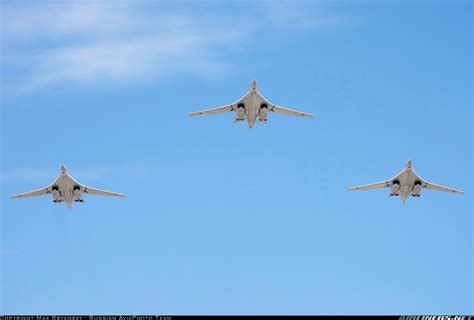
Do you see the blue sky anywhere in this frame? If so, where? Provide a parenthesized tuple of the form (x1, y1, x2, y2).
(1, 0, 472, 315)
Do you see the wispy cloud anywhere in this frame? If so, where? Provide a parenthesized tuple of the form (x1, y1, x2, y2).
(1, 1, 344, 93)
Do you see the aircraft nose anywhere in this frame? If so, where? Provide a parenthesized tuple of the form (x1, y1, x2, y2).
(61, 164, 67, 171)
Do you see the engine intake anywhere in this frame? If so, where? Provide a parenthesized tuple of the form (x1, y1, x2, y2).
(52, 189, 61, 202)
(236, 103, 245, 121)
(73, 188, 84, 202)
(259, 104, 269, 122)
(412, 181, 422, 197)
(390, 180, 400, 196)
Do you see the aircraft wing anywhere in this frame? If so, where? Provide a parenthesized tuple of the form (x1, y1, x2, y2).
(10, 187, 50, 199)
(83, 186, 127, 197)
(189, 105, 234, 117)
(347, 166, 406, 192)
(270, 105, 314, 118)
(347, 180, 390, 191)
(423, 181, 464, 194)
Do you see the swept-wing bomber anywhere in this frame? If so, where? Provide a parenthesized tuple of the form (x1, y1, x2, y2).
(189, 80, 314, 128)
(10, 164, 126, 208)
(347, 160, 464, 203)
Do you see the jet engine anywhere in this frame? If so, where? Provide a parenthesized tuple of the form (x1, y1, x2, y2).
(390, 180, 400, 196)
(258, 103, 269, 122)
(235, 103, 245, 122)
(412, 181, 422, 197)
(73, 185, 84, 202)
(52, 186, 61, 202)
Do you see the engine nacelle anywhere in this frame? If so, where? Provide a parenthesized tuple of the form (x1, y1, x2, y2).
(258, 103, 269, 122)
(52, 189, 61, 202)
(412, 181, 422, 197)
(235, 103, 245, 121)
(73, 186, 83, 202)
(390, 180, 400, 196)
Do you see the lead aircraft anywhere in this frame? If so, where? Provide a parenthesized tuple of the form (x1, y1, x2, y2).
(189, 80, 314, 128)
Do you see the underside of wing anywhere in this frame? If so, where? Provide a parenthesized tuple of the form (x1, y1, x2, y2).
(423, 181, 464, 194)
(189, 105, 234, 117)
(270, 105, 314, 118)
(83, 186, 127, 197)
(10, 187, 50, 199)
(347, 180, 390, 191)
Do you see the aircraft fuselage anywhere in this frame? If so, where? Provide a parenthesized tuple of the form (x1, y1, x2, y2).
(391, 164, 423, 203)
(238, 84, 267, 128)
(51, 170, 84, 208)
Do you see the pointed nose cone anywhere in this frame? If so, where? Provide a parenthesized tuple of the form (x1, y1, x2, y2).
(251, 80, 257, 90)
(407, 160, 413, 168)
(61, 164, 67, 171)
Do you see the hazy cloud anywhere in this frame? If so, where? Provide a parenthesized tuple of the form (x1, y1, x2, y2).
(1, 1, 345, 93)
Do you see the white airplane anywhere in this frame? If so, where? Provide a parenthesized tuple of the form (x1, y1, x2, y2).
(347, 160, 464, 203)
(189, 80, 314, 128)
(10, 164, 126, 208)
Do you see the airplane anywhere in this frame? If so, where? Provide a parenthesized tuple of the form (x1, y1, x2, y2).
(347, 160, 464, 203)
(9, 164, 126, 208)
(189, 80, 314, 128)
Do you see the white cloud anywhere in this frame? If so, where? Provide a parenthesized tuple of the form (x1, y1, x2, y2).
(1, 1, 344, 93)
